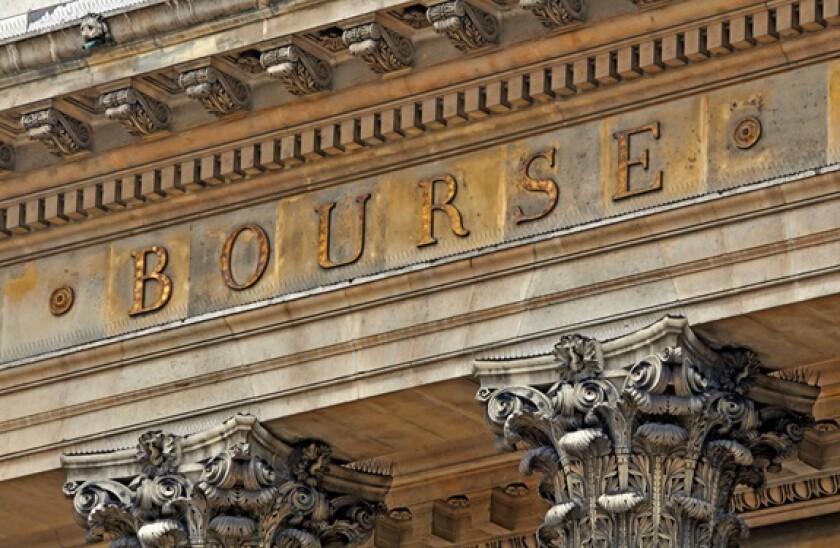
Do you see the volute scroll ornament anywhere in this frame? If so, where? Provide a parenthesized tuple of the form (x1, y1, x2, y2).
(427, 1, 500, 52)
(62, 415, 391, 548)
(476, 317, 818, 547)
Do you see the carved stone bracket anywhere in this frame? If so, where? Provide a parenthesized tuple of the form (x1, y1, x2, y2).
(21, 108, 92, 157)
(0, 142, 14, 171)
(62, 414, 391, 547)
(100, 87, 171, 136)
(261, 45, 332, 96)
(476, 317, 819, 547)
(178, 66, 251, 116)
(427, 1, 500, 52)
(343, 23, 415, 74)
(519, 0, 585, 28)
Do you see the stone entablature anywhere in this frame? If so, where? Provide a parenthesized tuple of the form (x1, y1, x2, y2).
(0, 53, 835, 365)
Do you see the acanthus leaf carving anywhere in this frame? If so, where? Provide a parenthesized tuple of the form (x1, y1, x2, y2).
(477, 317, 818, 547)
(62, 415, 390, 548)
(343, 23, 415, 74)
(179, 66, 251, 116)
(101, 87, 171, 136)
(519, 0, 585, 28)
(21, 108, 92, 157)
(261, 45, 332, 96)
(427, 1, 500, 52)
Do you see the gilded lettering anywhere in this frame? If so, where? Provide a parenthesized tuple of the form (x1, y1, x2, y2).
(417, 175, 470, 247)
(316, 194, 371, 269)
(129, 246, 172, 316)
(514, 147, 558, 224)
(220, 224, 270, 290)
(613, 121, 663, 200)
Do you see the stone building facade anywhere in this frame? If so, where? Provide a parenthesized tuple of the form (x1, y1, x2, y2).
(0, 0, 839, 546)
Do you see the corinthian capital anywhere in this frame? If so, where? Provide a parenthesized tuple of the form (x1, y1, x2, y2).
(21, 107, 92, 157)
(520, 0, 585, 27)
(261, 45, 332, 96)
(476, 316, 819, 547)
(178, 66, 251, 116)
(427, 1, 500, 52)
(343, 23, 415, 74)
(100, 87, 171, 136)
(62, 414, 391, 547)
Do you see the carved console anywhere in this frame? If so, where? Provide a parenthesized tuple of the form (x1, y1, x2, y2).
(62, 414, 391, 547)
(100, 87, 171, 136)
(178, 66, 251, 116)
(343, 23, 415, 74)
(519, 0, 585, 28)
(476, 317, 819, 547)
(261, 45, 332, 96)
(427, 1, 500, 52)
(20, 107, 92, 156)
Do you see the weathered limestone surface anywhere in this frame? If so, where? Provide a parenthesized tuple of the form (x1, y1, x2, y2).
(0, 0, 839, 546)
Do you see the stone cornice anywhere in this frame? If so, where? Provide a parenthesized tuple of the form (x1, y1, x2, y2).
(0, 0, 838, 247)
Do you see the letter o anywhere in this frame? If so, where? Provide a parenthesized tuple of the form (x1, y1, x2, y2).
(220, 224, 270, 290)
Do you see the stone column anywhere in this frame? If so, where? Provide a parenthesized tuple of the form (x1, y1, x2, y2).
(476, 317, 818, 547)
(62, 414, 391, 547)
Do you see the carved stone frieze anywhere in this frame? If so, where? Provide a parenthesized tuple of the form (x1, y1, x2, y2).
(62, 415, 391, 547)
(100, 87, 171, 136)
(427, 1, 500, 52)
(178, 66, 251, 116)
(261, 45, 332, 96)
(0, 141, 14, 171)
(519, 0, 585, 28)
(476, 317, 819, 547)
(343, 23, 415, 74)
(21, 108, 92, 156)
